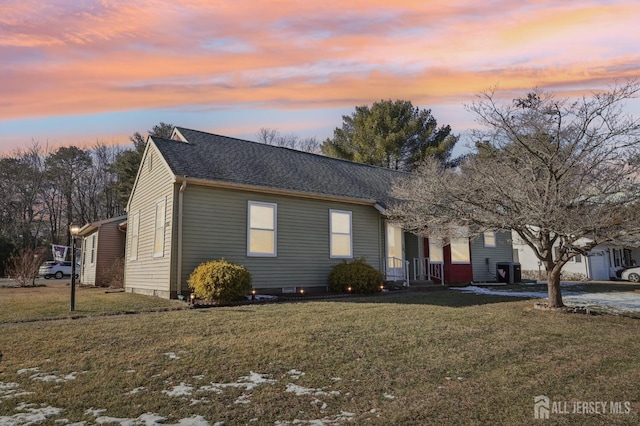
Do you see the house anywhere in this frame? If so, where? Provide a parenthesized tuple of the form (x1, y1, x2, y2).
(124, 127, 440, 299)
(78, 215, 127, 286)
(511, 231, 640, 281)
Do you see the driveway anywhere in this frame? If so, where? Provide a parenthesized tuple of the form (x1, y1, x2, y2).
(0, 277, 72, 288)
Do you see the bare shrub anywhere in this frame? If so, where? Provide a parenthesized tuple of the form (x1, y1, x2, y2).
(6, 247, 46, 287)
(101, 256, 125, 288)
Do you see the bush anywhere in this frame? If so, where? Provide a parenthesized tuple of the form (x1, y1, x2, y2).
(328, 258, 384, 294)
(188, 258, 252, 303)
(100, 256, 125, 288)
(6, 247, 46, 287)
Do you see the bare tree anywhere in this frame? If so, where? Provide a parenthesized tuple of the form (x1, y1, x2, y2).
(256, 128, 321, 154)
(389, 82, 640, 308)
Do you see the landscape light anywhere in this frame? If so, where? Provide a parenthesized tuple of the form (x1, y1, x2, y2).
(69, 223, 81, 312)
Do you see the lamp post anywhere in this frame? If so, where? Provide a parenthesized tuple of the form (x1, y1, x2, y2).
(69, 223, 81, 312)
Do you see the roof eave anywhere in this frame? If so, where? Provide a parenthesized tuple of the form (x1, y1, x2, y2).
(174, 175, 379, 207)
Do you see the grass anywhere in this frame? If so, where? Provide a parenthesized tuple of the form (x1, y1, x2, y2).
(0, 284, 183, 323)
(1, 284, 639, 425)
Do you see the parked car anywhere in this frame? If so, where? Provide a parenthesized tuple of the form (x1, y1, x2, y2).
(39, 261, 78, 279)
(620, 266, 640, 283)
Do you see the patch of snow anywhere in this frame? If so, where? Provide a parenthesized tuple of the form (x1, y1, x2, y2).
(192, 375, 205, 380)
(234, 393, 251, 404)
(127, 387, 147, 395)
(125, 370, 136, 374)
(190, 398, 209, 406)
(17, 367, 40, 375)
(0, 403, 64, 425)
(275, 411, 355, 425)
(330, 378, 341, 382)
(162, 383, 194, 397)
(287, 370, 305, 380)
(285, 384, 340, 397)
(450, 285, 549, 298)
(163, 352, 180, 360)
(564, 292, 640, 313)
(85, 408, 107, 417)
(199, 372, 276, 394)
(383, 393, 395, 400)
(452, 285, 640, 314)
(24, 371, 78, 383)
(94, 413, 211, 426)
(0, 382, 32, 400)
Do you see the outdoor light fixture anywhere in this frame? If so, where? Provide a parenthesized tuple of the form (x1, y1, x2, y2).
(69, 223, 81, 312)
(251, 289, 256, 300)
(190, 293, 196, 304)
(299, 288, 304, 295)
(347, 286, 352, 293)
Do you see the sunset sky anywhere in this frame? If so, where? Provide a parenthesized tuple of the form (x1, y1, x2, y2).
(1, 0, 639, 155)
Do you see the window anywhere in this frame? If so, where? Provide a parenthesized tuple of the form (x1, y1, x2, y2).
(483, 231, 496, 247)
(428, 238, 444, 262)
(451, 226, 470, 264)
(153, 199, 166, 257)
(90, 235, 96, 264)
(330, 210, 352, 258)
(129, 212, 139, 260)
(248, 201, 277, 256)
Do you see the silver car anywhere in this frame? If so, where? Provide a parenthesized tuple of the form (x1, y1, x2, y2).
(620, 267, 640, 283)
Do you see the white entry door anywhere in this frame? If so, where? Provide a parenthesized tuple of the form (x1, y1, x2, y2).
(386, 223, 405, 280)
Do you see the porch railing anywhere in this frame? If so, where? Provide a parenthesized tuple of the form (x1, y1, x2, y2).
(413, 257, 445, 285)
(384, 257, 410, 287)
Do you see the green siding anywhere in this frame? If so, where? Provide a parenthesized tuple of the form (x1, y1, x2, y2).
(125, 144, 175, 297)
(179, 185, 382, 292)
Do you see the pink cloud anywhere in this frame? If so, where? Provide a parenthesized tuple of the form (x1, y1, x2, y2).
(0, 0, 638, 128)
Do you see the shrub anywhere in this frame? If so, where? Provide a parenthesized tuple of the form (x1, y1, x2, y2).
(188, 258, 252, 303)
(328, 258, 384, 294)
(100, 256, 125, 288)
(6, 247, 46, 287)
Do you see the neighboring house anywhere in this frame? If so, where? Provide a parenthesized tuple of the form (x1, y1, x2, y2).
(424, 229, 514, 284)
(124, 127, 438, 299)
(511, 231, 640, 280)
(78, 215, 127, 286)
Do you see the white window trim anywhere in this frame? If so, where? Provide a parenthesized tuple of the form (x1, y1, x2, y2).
(483, 231, 496, 248)
(153, 199, 166, 258)
(129, 211, 139, 261)
(247, 201, 277, 257)
(329, 209, 353, 259)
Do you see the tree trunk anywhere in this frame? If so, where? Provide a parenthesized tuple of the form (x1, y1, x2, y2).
(546, 269, 564, 308)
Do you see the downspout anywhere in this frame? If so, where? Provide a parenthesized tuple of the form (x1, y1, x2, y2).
(177, 179, 187, 297)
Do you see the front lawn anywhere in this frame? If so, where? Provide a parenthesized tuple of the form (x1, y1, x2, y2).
(0, 286, 638, 424)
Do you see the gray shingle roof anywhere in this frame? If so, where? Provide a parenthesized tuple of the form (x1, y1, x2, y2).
(151, 127, 407, 208)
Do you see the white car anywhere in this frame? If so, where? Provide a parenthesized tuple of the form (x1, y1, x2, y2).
(620, 267, 640, 283)
(39, 261, 78, 279)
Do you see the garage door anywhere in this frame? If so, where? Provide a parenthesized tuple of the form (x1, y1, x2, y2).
(588, 251, 609, 281)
